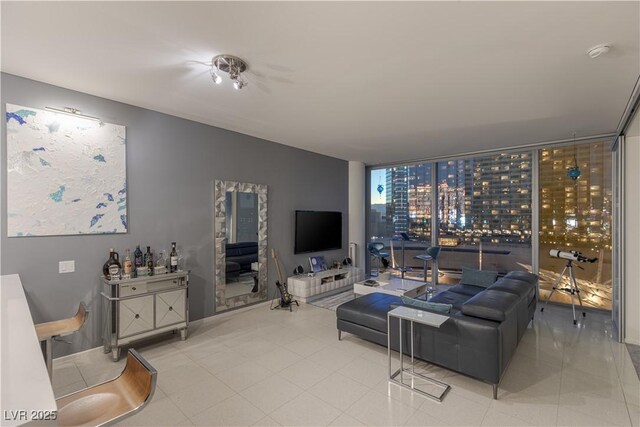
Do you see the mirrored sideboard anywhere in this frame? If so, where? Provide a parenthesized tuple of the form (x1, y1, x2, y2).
(101, 271, 189, 361)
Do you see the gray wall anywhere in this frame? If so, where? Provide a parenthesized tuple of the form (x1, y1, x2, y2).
(1, 73, 349, 357)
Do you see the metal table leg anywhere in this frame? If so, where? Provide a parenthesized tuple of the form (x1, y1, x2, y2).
(41, 337, 53, 380)
(388, 315, 451, 402)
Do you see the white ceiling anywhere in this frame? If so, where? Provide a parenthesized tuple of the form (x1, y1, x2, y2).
(2, 2, 639, 165)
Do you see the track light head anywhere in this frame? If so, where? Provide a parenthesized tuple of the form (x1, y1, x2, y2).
(211, 54, 248, 90)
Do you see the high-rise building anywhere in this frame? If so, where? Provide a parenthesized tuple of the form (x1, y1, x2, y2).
(385, 167, 408, 236)
(407, 163, 432, 239)
(434, 153, 532, 245)
(469, 153, 532, 244)
(539, 143, 611, 250)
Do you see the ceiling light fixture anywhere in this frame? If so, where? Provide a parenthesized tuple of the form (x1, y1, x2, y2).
(587, 43, 611, 59)
(45, 106, 102, 122)
(211, 54, 248, 90)
(211, 69, 222, 85)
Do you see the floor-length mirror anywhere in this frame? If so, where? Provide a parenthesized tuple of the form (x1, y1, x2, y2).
(214, 180, 267, 311)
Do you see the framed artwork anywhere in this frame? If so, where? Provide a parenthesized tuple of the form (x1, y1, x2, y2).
(6, 104, 127, 236)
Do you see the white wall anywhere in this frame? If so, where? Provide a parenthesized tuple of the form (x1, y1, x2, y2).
(348, 161, 366, 269)
(625, 109, 640, 345)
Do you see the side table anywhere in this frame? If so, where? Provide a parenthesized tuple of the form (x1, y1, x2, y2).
(387, 305, 451, 402)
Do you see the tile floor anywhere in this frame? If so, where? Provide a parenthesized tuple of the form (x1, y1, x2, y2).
(52, 301, 640, 426)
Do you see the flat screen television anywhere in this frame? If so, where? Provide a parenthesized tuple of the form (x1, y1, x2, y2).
(294, 210, 342, 254)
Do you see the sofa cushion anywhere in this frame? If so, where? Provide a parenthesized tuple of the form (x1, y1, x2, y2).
(230, 254, 258, 266)
(400, 296, 452, 314)
(504, 270, 538, 285)
(460, 267, 499, 288)
(428, 290, 470, 311)
(488, 278, 534, 299)
(461, 290, 519, 322)
(448, 284, 486, 297)
(225, 261, 241, 273)
(336, 293, 401, 333)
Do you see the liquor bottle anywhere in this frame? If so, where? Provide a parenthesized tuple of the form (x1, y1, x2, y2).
(170, 242, 178, 273)
(103, 248, 121, 280)
(133, 245, 143, 272)
(145, 246, 154, 276)
(123, 249, 133, 276)
(156, 250, 167, 268)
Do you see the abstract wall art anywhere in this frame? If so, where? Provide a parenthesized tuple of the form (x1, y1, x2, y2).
(6, 104, 127, 236)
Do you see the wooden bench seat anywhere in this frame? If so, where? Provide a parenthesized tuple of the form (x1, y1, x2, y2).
(35, 303, 87, 340)
(35, 303, 88, 378)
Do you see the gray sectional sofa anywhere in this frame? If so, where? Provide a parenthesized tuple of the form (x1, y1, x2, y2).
(336, 271, 538, 399)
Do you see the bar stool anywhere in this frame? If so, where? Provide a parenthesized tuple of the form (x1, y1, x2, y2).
(35, 303, 88, 379)
(56, 349, 157, 427)
(415, 246, 442, 288)
(367, 242, 389, 277)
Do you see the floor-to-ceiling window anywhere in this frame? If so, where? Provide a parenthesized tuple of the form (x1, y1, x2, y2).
(435, 151, 532, 274)
(368, 151, 532, 279)
(538, 141, 612, 310)
(368, 141, 612, 311)
(370, 165, 433, 276)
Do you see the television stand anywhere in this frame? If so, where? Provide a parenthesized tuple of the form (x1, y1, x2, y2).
(287, 267, 363, 303)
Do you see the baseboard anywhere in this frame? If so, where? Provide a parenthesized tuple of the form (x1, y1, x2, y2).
(198, 300, 272, 325)
(53, 344, 104, 364)
(625, 338, 640, 346)
(54, 299, 273, 363)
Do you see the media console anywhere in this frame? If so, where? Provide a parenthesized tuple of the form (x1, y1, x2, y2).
(287, 266, 363, 303)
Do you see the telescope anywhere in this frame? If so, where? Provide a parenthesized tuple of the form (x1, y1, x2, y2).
(549, 249, 597, 263)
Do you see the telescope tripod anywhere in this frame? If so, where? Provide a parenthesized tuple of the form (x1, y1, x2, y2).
(541, 259, 585, 324)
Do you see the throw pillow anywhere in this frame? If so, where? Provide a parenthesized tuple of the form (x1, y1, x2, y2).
(460, 266, 498, 288)
(400, 296, 452, 314)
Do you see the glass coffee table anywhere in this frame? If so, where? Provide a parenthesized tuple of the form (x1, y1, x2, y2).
(353, 278, 427, 298)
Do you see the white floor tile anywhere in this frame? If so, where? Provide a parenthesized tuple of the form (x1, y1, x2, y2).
(53, 379, 87, 398)
(488, 391, 558, 425)
(561, 369, 626, 402)
(215, 360, 273, 392)
(254, 347, 303, 373)
(283, 336, 326, 357)
(329, 413, 366, 426)
(239, 375, 303, 414)
(309, 372, 370, 411)
(269, 392, 342, 426)
(51, 361, 84, 389)
(557, 406, 629, 427)
(480, 407, 537, 426)
(558, 390, 632, 426)
(196, 348, 248, 375)
(345, 389, 417, 426)
(166, 377, 236, 417)
(371, 378, 433, 410)
(116, 398, 191, 426)
(282, 357, 334, 390)
(157, 362, 217, 395)
(417, 390, 490, 427)
(51, 301, 638, 427)
(628, 403, 639, 427)
(338, 357, 390, 388)
(404, 409, 451, 426)
(307, 345, 358, 371)
(190, 394, 265, 426)
(252, 415, 281, 426)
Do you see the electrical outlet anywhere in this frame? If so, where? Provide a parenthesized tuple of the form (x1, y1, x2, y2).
(59, 260, 75, 273)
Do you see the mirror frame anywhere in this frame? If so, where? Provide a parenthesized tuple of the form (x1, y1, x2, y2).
(214, 180, 268, 311)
